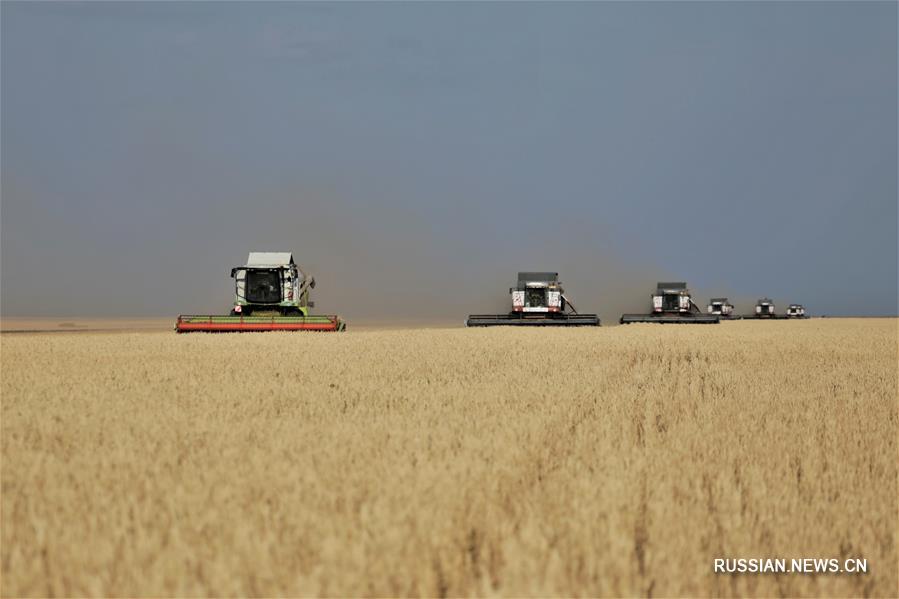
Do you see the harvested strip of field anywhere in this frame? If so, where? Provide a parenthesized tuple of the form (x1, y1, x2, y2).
(0, 317, 172, 333)
(1, 319, 896, 596)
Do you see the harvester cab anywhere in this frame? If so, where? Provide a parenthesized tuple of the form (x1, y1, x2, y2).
(707, 297, 736, 319)
(620, 282, 719, 324)
(653, 282, 693, 314)
(786, 304, 807, 318)
(512, 272, 568, 315)
(466, 272, 600, 326)
(230, 252, 313, 316)
(175, 252, 345, 332)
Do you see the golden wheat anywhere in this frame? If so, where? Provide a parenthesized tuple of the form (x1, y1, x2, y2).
(1, 319, 896, 597)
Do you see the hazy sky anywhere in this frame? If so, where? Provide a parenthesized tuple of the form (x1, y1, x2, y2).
(2, 1, 896, 321)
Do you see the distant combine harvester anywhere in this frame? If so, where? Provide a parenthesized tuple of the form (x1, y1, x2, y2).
(620, 282, 719, 324)
(466, 272, 600, 327)
(707, 298, 738, 320)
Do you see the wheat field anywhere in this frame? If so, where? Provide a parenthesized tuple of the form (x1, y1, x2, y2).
(1, 318, 896, 597)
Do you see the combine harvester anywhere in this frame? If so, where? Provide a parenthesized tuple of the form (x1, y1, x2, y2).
(744, 297, 787, 320)
(786, 303, 807, 318)
(620, 282, 719, 324)
(707, 297, 739, 320)
(466, 272, 600, 327)
(176, 252, 345, 332)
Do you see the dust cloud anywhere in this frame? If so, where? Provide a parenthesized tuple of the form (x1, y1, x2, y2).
(223, 189, 667, 326)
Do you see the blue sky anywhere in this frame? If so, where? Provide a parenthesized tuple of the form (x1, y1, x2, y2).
(2, 1, 896, 319)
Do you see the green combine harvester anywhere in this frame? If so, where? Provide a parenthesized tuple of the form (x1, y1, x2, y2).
(176, 252, 346, 332)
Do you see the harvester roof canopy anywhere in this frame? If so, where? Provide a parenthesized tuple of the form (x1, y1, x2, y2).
(710, 297, 729, 302)
(517, 272, 559, 285)
(758, 298, 773, 303)
(245, 252, 295, 267)
(657, 282, 688, 292)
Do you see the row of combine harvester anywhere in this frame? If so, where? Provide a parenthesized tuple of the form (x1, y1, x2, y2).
(175, 253, 806, 332)
(706, 296, 806, 320)
(622, 283, 807, 324)
(466, 275, 806, 327)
